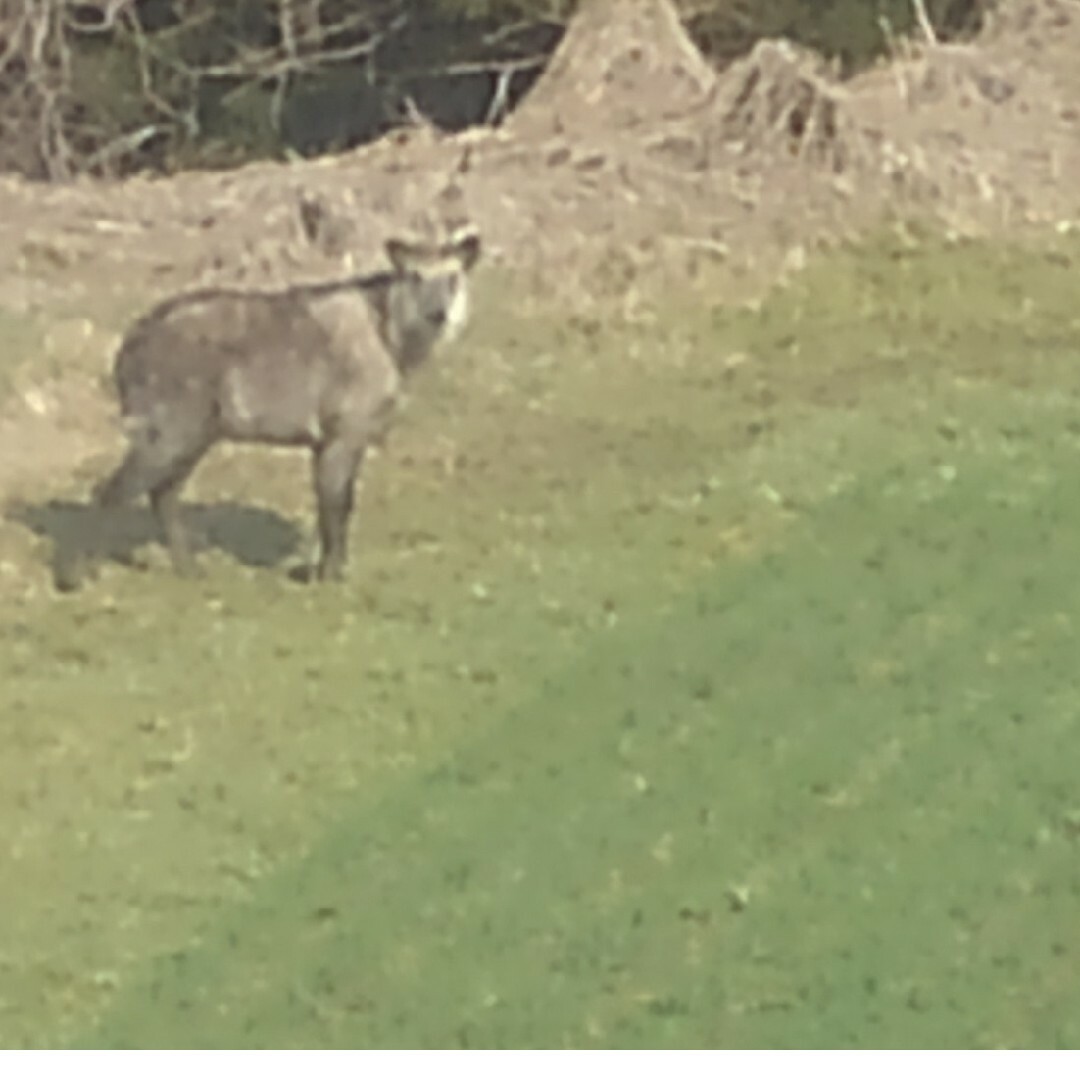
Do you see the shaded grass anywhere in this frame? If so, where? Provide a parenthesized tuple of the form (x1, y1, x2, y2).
(3, 229, 1080, 1047)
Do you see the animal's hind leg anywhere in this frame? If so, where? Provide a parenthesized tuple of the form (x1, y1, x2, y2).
(149, 454, 206, 575)
(95, 427, 211, 572)
(95, 429, 200, 508)
(94, 444, 155, 507)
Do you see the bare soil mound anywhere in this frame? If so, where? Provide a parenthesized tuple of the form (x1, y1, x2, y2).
(847, 38, 1080, 229)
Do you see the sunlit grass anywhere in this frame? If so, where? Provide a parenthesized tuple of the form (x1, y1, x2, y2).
(3, 229, 1080, 1047)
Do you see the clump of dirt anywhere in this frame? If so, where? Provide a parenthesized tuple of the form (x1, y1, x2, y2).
(708, 40, 870, 175)
(509, 0, 714, 135)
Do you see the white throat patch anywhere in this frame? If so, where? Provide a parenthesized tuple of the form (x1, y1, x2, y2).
(442, 281, 470, 344)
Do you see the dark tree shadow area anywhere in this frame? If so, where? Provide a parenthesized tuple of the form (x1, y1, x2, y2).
(7, 498, 306, 590)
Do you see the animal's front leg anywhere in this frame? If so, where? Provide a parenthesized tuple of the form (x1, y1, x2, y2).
(312, 438, 367, 581)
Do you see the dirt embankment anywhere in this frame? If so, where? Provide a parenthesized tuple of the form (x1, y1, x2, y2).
(1, 0, 1080, 502)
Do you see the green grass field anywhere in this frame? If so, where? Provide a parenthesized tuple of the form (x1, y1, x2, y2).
(2, 229, 1080, 1048)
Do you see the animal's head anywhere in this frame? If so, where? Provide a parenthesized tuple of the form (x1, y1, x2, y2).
(385, 224, 482, 350)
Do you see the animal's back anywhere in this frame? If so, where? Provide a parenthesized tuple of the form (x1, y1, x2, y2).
(115, 289, 316, 407)
(113, 280, 399, 446)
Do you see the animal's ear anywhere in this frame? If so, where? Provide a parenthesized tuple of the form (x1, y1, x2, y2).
(447, 227, 482, 272)
(385, 238, 424, 273)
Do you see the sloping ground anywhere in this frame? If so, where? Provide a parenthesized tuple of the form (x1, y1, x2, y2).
(5, 0, 1080, 1049)
(4, 233, 1080, 1047)
(1, 0, 1080, 508)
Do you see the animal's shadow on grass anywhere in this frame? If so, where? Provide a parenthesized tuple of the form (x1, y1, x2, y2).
(8, 497, 305, 589)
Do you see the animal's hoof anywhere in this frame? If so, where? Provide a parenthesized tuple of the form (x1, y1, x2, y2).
(287, 564, 317, 585)
(53, 556, 86, 594)
(315, 561, 346, 584)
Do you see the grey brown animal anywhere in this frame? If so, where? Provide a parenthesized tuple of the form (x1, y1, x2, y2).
(93, 223, 482, 582)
